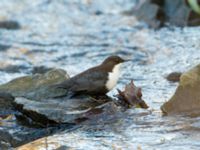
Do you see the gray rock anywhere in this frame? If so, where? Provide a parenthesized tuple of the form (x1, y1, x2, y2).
(0, 141, 12, 150)
(161, 64, 200, 115)
(130, 0, 164, 28)
(0, 20, 20, 30)
(15, 102, 121, 150)
(0, 92, 59, 148)
(166, 72, 182, 82)
(129, 0, 200, 28)
(164, 0, 191, 26)
(0, 68, 125, 148)
(13, 96, 112, 124)
(0, 44, 11, 52)
(0, 68, 121, 124)
(0, 69, 69, 100)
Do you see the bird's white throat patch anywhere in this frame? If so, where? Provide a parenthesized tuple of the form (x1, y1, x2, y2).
(106, 63, 121, 91)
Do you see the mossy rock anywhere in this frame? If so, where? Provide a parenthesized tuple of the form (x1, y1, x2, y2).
(0, 69, 69, 100)
(161, 64, 200, 115)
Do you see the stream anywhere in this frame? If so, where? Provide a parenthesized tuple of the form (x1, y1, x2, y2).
(0, 0, 200, 149)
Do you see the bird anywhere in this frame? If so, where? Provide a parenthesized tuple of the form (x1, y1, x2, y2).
(53, 55, 128, 95)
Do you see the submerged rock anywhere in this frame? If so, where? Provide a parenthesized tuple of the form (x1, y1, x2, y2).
(166, 72, 182, 82)
(0, 44, 11, 52)
(0, 94, 53, 148)
(0, 65, 30, 73)
(0, 20, 20, 30)
(0, 122, 58, 148)
(0, 141, 12, 150)
(161, 64, 200, 115)
(16, 102, 122, 150)
(0, 69, 69, 100)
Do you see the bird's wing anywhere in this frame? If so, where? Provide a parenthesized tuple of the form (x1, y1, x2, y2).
(70, 70, 108, 93)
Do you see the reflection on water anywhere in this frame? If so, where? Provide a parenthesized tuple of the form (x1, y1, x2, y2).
(0, 0, 200, 149)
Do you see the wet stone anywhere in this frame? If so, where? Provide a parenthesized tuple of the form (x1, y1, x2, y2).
(0, 141, 12, 150)
(130, 0, 200, 28)
(0, 92, 52, 148)
(0, 44, 11, 52)
(166, 72, 182, 82)
(127, 0, 165, 28)
(0, 122, 63, 148)
(0, 69, 69, 100)
(161, 64, 200, 115)
(13, 96, 112, 124)
(0, 67, 120, 125)
(0, 20, 20, 30)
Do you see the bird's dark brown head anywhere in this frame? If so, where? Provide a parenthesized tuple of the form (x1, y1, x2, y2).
(102, 56, 125, 65)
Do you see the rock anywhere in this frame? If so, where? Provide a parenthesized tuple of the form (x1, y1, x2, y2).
(0, 93, 58, 148)
(165, 0, 200, 26)
(13, 95, 112, 124)
(0, 69, 148, 148)
(0, 20, 20, 30)
(163, 0, 191, 26)
(0, 141, 12, 150)
(0, 44, 11, 51)
(15, 102, 121, 150)
(129, 0, 200, 28)
(128, 0, 165, 28)
(161, 64, 200, 115)
(166, 72, 182, 82)
(0, 69, 69, 100)
(0, 121, 62, 148)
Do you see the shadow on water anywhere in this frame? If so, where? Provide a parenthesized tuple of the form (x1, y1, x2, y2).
(0, 0, 200, 149)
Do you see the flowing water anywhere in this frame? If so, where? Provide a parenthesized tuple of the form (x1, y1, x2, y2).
(0, 0, 200, 149)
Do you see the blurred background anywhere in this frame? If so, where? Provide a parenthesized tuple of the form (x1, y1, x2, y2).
(0, 0, 200, 149)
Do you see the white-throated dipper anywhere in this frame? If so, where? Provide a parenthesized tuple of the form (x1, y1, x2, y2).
(54, 56, 128, 95)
